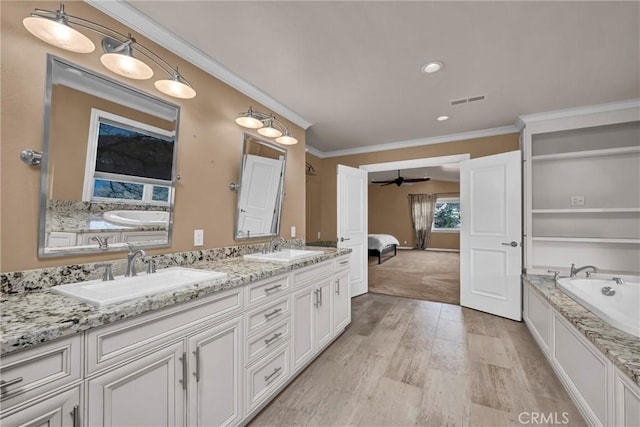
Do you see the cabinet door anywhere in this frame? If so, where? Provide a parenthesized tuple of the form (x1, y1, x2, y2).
(188, 317, 242, 427)
(87, 341, 185, 427)
(1, 385, 82, 427)
(292, 285, 314, 373)
(315, 279, 333, 350)
(332, 271, 351, 334)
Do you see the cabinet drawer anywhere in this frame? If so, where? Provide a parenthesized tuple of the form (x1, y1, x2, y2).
(246, 344, 290, 412)
(0, 334, 82, 411)
(292, 262, 332, 287)
(333, 256, 350, 271)
(246, 296, 290, 337)
(86, 287, 242, 376)
(246, 318, 290, 366)
(245, 275, 290, 308)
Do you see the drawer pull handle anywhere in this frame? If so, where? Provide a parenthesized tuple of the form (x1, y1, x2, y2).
(179, 353, 187, 390)
(264, 332, 283, 345)
(264, 366, 282, 382)
(193, 347, 201, 382)
(264, 284, 283, 293)
(264, 308, 282, 319)
(336, 279, 340, 295)
(71, 405, 80, 427)
(0, 377, 23, 390)
(339, 260, 349, 265)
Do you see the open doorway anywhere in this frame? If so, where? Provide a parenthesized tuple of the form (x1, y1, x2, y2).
(360, 154, 469, 305)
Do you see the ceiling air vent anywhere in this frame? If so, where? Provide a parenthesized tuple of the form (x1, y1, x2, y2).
(450, 95, 487, 106)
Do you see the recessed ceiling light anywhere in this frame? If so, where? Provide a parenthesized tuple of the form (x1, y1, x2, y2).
(421, 61, 444, 74)
(437, 115, 449, 121)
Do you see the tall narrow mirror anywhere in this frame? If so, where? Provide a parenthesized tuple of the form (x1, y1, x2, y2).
(39, 55, 180, 257)
(234, 134, 286, 239)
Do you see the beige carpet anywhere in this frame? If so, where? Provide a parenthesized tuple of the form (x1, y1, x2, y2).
(368, 249, 460, 305)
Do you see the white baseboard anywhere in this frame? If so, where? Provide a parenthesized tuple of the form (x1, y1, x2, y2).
(397, 247, 460, 252)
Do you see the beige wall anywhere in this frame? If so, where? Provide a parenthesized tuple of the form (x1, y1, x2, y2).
(308, 133, 520, 241)
(369, 180, 460, 249)
(49, 84, 174, 200)
(0, 1, 306, 272)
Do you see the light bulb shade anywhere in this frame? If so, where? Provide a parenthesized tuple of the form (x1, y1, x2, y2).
(23, 16, 95, 53)
(275, 132, 298, 145)
(155, 76, 196, 99)
(257, 120, 283, 138)
(100, 52, 153, 80)
(235, 112, 264, 129)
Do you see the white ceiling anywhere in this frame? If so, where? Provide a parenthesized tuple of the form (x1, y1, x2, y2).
(125, 1, 639, 153)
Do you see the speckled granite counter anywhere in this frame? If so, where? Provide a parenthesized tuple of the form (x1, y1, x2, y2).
(524, 274, 640, 386)
(0, 246, 349, 356)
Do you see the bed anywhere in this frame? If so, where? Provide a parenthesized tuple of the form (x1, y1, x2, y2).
(368, 234, 400, 264)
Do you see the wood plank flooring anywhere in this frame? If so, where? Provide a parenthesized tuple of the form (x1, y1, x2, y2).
(249, 293, 585, 427)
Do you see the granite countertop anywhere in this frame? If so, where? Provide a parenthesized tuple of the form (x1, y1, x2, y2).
(524, 274, 640, 386)
(0, 247, 349, 356)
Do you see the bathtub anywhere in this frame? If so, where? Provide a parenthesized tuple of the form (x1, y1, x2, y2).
(556, 277, 639, 338)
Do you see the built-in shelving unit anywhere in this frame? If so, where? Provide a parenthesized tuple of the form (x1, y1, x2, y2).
(522, 103, 640, 274)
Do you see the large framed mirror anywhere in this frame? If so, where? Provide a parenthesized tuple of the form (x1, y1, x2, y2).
(234, 134, 286, 240)
(38, 55, 180, 258)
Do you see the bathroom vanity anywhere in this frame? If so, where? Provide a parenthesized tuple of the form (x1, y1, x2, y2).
(0, 248, 350, 426)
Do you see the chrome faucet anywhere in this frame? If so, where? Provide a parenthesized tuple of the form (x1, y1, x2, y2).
(612, 277, 625, 285)
(269, 236, 287, 252)
(92, 236, 109, 250)
(125, 244, 146, 277)
(569, 264, 599, 278)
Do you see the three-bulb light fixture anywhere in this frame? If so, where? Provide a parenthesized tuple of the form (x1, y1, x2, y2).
(22, 3, 196, 99)
(235, 107, 298, 145)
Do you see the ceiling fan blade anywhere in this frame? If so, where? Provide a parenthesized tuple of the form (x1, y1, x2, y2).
(371, 180, 395, 184)
(404, 177, 431, 182)
(381, 182, 395, 186)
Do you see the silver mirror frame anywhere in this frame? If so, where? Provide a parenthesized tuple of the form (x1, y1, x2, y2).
(38, 55, 180, 258)
(233, 133, 287, 240)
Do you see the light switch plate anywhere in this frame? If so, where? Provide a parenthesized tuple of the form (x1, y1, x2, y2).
(291, 226, 296, 238)
(194, 229, 204, 246)
(570, 196, 585, 206)
(317, 231, 321, 239)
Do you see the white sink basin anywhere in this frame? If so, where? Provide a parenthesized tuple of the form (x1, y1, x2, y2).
(243, 249, 322, 263)
(51, 267, 226, 306)
(103, 210, 169, 226)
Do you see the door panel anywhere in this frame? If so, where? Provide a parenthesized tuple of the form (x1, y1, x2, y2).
(461, 150, 522, 321)
(337, 165, 368, 297)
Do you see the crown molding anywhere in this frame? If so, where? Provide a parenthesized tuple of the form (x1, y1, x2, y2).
(84, 0, 313, 130)
(518, 99, 640, 125)
(307, 125, 519, 159)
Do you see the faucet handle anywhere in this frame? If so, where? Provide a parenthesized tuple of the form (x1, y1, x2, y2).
(147, 259, 156, 274)
(547, 270, 560, 280)
(92, 236, 110, 250)
(95, 263, 114, 281)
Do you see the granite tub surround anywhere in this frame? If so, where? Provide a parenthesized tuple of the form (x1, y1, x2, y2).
(525, 274, 640, 386)
(1, 242, 348, 355)
(46, 200, 169, 234)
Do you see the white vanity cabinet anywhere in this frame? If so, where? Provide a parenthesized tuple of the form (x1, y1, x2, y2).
(1, 254, 351, 427)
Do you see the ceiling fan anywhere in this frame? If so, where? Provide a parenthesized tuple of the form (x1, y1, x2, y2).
(371, 170, 431, 186)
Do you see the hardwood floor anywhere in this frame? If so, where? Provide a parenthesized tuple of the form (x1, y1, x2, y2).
(249, 293, 585, 427)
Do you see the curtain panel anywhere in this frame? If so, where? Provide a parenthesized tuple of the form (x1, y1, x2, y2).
(408, 193, 437, 249)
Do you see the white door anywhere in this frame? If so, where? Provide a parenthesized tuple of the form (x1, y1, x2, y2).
(337, 165, 368, 297)
(314, 279, 333, 349)
(332, 270, 351, 332)
(292, 285, 315, 373)
(237, 154, 284, 237)
(460, 150, 522, 321)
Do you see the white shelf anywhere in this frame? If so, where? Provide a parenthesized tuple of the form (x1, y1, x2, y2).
(531, 146, 640, 161)
(532, 208, 640, 214)
(532, 237, 640, 244)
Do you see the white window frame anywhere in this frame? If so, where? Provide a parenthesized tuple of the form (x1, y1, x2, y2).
(432, 197, 461, 233)
(82, 108, 174, 204)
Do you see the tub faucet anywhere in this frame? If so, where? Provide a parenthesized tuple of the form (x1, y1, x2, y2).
(570, 263, 599, 278)
(612, 277, 625, 285)
(125, 244, 146, 277)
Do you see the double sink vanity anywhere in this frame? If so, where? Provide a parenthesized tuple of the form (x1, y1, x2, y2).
(0, 246, 351, 426)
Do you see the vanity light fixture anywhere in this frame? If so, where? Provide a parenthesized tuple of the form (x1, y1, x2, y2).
(23, 4, 196, 99)
(235, 107, 298, 145)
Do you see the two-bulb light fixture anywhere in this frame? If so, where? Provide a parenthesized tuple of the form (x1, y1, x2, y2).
(22, 4, 196, 99)
(235, 107, 298, 145)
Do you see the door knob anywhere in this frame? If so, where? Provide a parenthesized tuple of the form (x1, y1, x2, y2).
(501, 241, 518, 247)
(340, 237, 351, 242)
